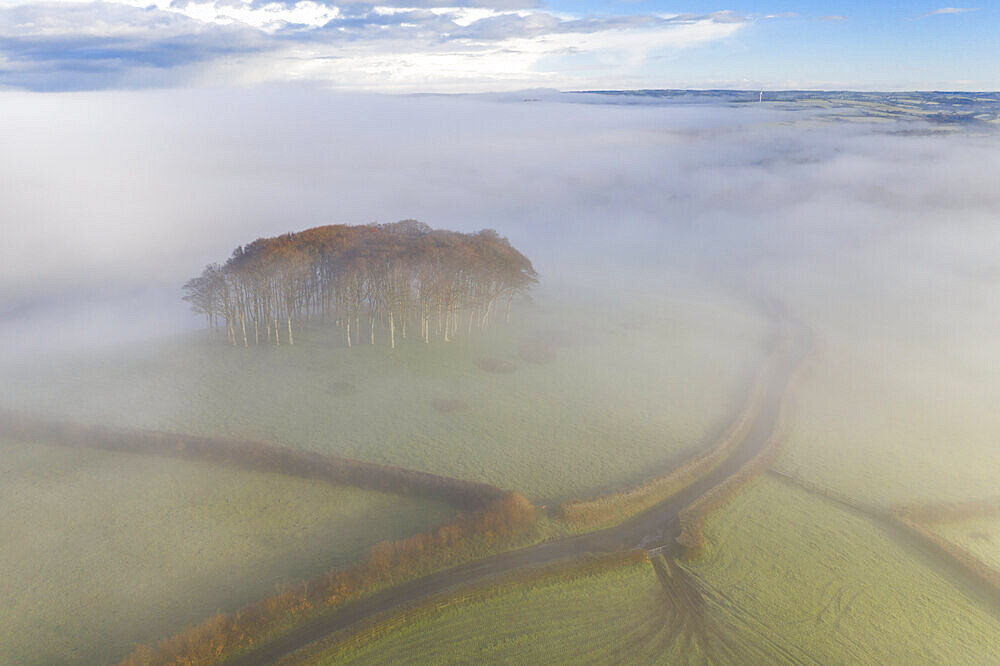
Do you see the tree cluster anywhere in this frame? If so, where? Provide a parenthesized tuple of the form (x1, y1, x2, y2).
(183, 221, 538, 348)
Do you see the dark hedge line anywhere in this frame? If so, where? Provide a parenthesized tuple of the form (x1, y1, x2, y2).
(120, 492, 538, 666)
(0, 408, 506, 510)
(283, 550, 650, 665)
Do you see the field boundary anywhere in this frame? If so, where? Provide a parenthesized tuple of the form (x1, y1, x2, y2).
(894, 499, 1000, 525)
(120, 492, 538, 666)
(675, 329, 813, 558)
(892, 515, 1000, 603)
(767, 469, 890, 518)
(276, 550, 649, 665)
(7, 312, 810, 665)
(768, 470, 1000, 608)
(0, 408, 505, 510)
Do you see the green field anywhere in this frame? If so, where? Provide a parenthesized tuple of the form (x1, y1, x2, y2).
(688, 477, 1000, 663)
(311, 478, 1000, 664)
(0, 439, 453, 665)
(932, 516, 1000, 572)
(1, 289, 766, 504)
(302, 560, 670, 665)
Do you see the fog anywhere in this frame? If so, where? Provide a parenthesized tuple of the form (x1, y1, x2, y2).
(5, 87, 1000, 663)
(4, 88, 1000, 486)
(2, 89, 998, 357)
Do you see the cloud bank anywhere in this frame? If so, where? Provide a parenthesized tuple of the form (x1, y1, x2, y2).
(0, 1, 748, 90)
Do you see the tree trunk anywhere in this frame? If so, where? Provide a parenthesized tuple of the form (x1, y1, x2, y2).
(240, 313, 248, 347)
(481, 298, 495, 329)
(287, 316, 294, 345)
(390, 310, 396, 349)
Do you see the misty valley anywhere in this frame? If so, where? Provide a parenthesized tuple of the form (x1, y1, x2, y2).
(3, 90, 1000, 664)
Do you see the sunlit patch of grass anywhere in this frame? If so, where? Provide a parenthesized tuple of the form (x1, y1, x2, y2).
(310, 477, 1000, 664)
(0, 439, 453, 665)
(305, 560, 674, 665)
(688, 477, 1000, 663)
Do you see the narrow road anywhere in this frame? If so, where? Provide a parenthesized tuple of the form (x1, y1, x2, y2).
(232, 319, 812, 666)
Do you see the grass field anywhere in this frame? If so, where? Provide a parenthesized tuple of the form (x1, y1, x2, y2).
(302, 559, 671, 665)
(310, 477, 1000, 664)
(688, 477, 1000, 664)
(1, 288, 767, 504)
(0, 439, 453, 665)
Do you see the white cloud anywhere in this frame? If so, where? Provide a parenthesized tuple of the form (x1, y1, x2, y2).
(194, 16, 746, 91)
(924, 7, 979, 15)
(0, 1, 749, 90)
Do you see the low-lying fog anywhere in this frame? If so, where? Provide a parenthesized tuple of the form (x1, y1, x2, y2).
(3, 89, 1000, 473)
(4, 86, 1000, 665)
(3, 88, 995, 356)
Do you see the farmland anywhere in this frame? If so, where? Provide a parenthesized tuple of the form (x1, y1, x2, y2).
(932, 517, 1000, 572)
(4, 82, 1000, 666)
(0, 438, 452, 665)
(307, 477, 1000, 665)
(8, 280, 1000, 665)
(689, 478, 1000, 663)
(1, 287, 767, 504)
(291, 557, 670, 665)
(0, 283, 773, 664)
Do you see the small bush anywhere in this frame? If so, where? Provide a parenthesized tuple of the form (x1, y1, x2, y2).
(475, 357, 517, 373)
(328, 381, 357, 396)
(432, 399, 469, 413)
(517, 339, 556, 364)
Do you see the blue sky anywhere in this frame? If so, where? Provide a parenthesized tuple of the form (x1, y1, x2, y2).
(0, 0, 996, 91)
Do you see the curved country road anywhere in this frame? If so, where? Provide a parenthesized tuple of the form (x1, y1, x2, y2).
(232, 319, 812, 666)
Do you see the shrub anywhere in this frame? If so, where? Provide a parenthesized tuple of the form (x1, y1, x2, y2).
(432, 399, 469, 413)
(475, 357, 517, 373)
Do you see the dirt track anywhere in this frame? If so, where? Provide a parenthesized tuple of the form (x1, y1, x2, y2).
(229, 319, 812, 665)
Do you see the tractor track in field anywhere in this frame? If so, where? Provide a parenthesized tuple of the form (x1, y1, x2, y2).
(228, 318, 813, 665)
